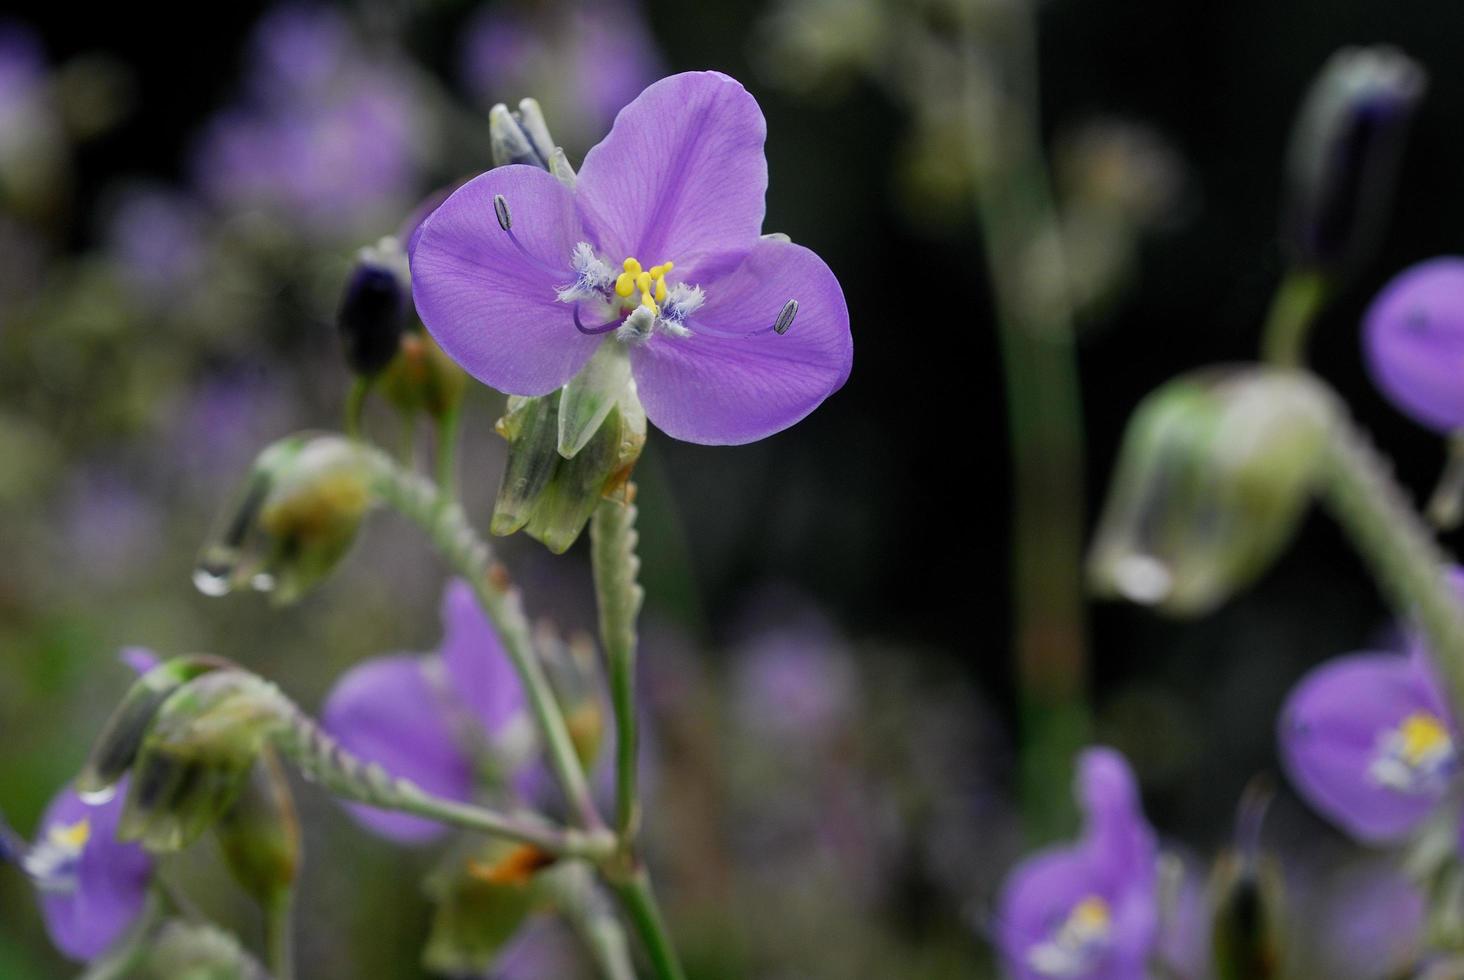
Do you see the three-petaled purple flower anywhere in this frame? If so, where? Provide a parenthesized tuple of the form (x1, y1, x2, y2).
(1280, 577, 1464, 844)
(1364, 256, 1464, 432)
(322, 579, 532, 843)
(410, 71, 853, 446)
(995, 748, 1158, 979)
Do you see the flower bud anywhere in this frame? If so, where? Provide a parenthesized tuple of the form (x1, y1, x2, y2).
(423, 836, 542, 976)
(118, 670, 292, 852)
(214, 747, 300, 905)
(77, 655, 232, 801)
(379, 329, 468, 422)
(489, 98, 557, 171)
(337, 236, 410, 377)
(195, 433, 375, 605)
(145, 920, 269, 980)
(491, 363, 646, 555)
(1089, 368, 1337, 616)
(1282, 46, 1426, 273)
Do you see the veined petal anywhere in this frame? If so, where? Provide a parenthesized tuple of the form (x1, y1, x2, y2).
(37, 779, 152, 962)
(629, 239, 851, 445)
(1279, 652, 1452, 842)
(575, 71, 768, 274)
(321, 654, 474, 844)
(438, 579, 527, 739)
(411, 165, 598, 395)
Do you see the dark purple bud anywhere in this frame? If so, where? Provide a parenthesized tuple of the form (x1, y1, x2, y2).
(337, 237, 410, 376)
(1283, 46, 1426, 273)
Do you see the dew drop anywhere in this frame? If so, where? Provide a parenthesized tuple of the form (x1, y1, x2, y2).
(1111, 553, 1173, 605)
(192, 566, 232, 597)
(78, 785, 116, 806)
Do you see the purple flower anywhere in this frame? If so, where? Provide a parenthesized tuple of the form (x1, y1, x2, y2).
(1363, 256, 1464, 432)
(995, 748, 1158, 980)
(23, 778, 153, 961)
(410, 71, 853, 446)
(105, 186, 206, 297)
(1279, 647, 1457, 843)
(322, 579, 531, 843)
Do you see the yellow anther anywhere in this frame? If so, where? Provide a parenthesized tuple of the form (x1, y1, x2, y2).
(635, 271, 652, 294)
(649, 264, 666, 278)
(622, 258, 642, 275)
(614, 273, 636, 298)
(1398, 712, 1451, 766)
(50, 818, 91, 851)
(655, 277, 667, 303)
(615, 255, 678, 313)
(1069, 896, 1110, 931)
(662, 261, 674, 273)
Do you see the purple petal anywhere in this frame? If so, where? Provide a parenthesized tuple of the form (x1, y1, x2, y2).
(1364, 256, 1464, 432)
(438, 579, 526, 739)
(118, 647, 158, 675)
(575, 72, 767, 275)
(38, 779, 152, 962)
(321, 654, 474, 843)
(1279, 652, 1450, 842)
(630, 239, 851, 444)
(412, 165, 598, 395)
(1075, 747, 1156, 892)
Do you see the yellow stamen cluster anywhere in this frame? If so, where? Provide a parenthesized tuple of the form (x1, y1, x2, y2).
(1067, 895, 1111, 935)
(1397, 712, 1452, 766)
(50, 818, 91, 852)
(614, 257, 673, 313)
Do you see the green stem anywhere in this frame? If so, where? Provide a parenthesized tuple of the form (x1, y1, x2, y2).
(1260, 269, 1330, 368)
(1427, 431, 1464, 530)
(344, 377, 370, 440)
(274, 684, 614, 860)
(435, 402, 462, 503)
(545, 862, 638, 980)
(1319, 414, 1464, 714)
(266, 890, 294, 980)
(361, 449, 604, 831)
(612, 867, 687, 980)
(590, 495, 645, 844)
(963, 3, 1089, 843)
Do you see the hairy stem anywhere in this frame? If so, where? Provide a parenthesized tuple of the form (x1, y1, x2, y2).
(1260, 269, 1329, 369)
(612, 867, 688, 980)
(435, 402, 462, 503)
(1320, 414, 1464, 713)
(590, 494, 645, 845)
(273, 698, 614, 860)
(360, 449, 603, 830)
(963, 3, 1089, 842)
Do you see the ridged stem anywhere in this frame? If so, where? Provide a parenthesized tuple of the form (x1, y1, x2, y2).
(360, 449, 603, 831)
(590, 495, 645, 845)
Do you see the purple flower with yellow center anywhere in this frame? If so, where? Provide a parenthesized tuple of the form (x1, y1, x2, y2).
(410, 71, 853, 445)
(1363, 256, 1464, 432)
(322, 579, 532, 843)
(1280, 645, 1459, 843)
(12, 777, 153, 961)
(995, 748, 1158, 979)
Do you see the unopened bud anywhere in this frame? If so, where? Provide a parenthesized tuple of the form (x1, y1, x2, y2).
(423, 836, 540, 975)
(491, 352, 646, 554)
(1283, 46, 1426, 273)
(195, 433, 374, 605)
(1210, 781, 1285, 980)
(337, 237, 410, 377)
(1089, 368, 1337, 616)
(119, 669, 292, 852)
(380, 329, 468, 422)
(214, 747, 300, 905)
(490, 101, 551, 170)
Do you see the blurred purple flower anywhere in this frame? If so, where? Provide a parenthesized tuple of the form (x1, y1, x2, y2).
(730, 604, 857, 744)
(491, 915, 586, 979)
(411, 71, 852, 445)
(58, 468, 163, 585)
(20, 778, 153, 962)
(1312, 861, 1424, 979)
(191, 5, 422, 239)
(322, 579, 531, 843)
(995, 747, 1158, 980)
(1364, 256, 1464, 432)
(0, 21, 44, 122)
(105, 187, 206, 296)
(1280, 647, 1457, 843)
(460, 0, 662, 147)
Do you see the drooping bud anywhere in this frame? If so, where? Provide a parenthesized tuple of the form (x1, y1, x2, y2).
(337, 236, 410, 377)
(379, 329, 468, 422)
(118, 669, 293, 852)
(422, 835, 543, 976)
(195, 433, 375, 605)
(77, 655, 232, 801)
(1282, 46, 1426, 274)
(145, 920, 269, 980)
(491, 362, 646, 555)
(1089, 368, 1337, 616)
(214, 747, 301, 905)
